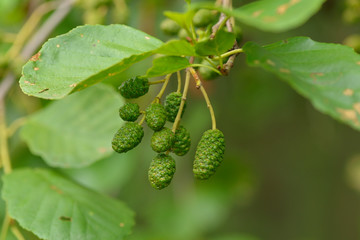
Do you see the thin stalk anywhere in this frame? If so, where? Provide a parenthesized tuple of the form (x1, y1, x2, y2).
(10, 225, 25, 240)
(138, 114, 146, 125)
(212, 48, 243, 60)
(7, 117, 27, 137)
(189, 67, 217, 130)
(215, 16, 230, 35)
(0, 101, 12, 174)
(148, 79, 165, 85)
(154, 74, 171, 102)
(176, 71, 182, 93)
(204, 57, 218, 69)
(218, 57, 224, 69)
(191, 64, 221, 75)
(0, 213, 10, 240)
(172, 70, 191, 133)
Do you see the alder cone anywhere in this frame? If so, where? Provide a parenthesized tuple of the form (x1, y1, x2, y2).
(164, 92, 186, 122)
(172, 125, 191, 156)
(119, 103, 140, 122)
(151, 127, 175, 153)
(160, 19, 180, 35)
(193, 9, 215, 27)
(148, 153, 176, 190)
(145, 103, 167, 131)
(112, 122, 144, 153)
(119, 76, 149, 99)
(193, 129, 225, 180)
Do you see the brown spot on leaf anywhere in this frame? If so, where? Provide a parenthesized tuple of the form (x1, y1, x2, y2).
(263, 16, 277, 23)
(97, 40, 100, 43)
(290, 0, 300, 5)
(69, 83, 77, 87)
(38, 88, 49, 93)
(310, 72, 324, 81)
(280, 68, 290, 73)
(357, 61, 360, 65)
(59, 216, 72, 221)
(252, 10, 263, 17)
(108, 73, 116, 76)
(277, 4, 288, 15)
(24, 81, 35, 86)
(145, 36, 150, 40)
(30, 52, 41, 61)
(343, 88, 354, 96)
(34, 67, 39, 71)
(56, 44, 60, 48)
(80, 34, 84, 37)
(337, 108, 359, 125)
(253, 60, 260, 65)
(266, 59, 275, 66)
(354, 103, 360, 114)
(119, 223, 125, 227)
(277, 0, 301, 15)
(98, 147, 108, 153)
(51, 185, 63, 194)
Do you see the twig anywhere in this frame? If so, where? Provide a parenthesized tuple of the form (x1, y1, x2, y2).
(189, 67, 217, 130)
(0, 74, 15, 102)
(0, 213, 10, 240)
(172, 70, 190, 133)
(0, 101, 12, 174)
(10, 225, 25, 240)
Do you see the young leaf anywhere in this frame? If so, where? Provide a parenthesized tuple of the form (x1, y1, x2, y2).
(2, 168, 135, 240)
(21, 84, 123, 168)
(154, 39, 197, 56)
(146, 56, 190, 78)
(19, 24, 163, 99)
(164, 10, 195, 31)
(243, 37, 360, 131)
(191, 0, 325, 32)
(195, 30, 235, 56)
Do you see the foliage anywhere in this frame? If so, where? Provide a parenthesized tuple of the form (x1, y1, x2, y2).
(1, 0, 360, 239)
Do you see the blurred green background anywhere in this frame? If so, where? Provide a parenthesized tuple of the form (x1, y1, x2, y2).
(2, 0, 360, 239)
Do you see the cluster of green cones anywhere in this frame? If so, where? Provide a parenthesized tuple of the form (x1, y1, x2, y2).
(111, 76, 225, 190)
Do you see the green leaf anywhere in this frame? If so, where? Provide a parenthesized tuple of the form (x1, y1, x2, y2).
(61, 152, 137, 193)
(2, 168, 134, 240)
(191, 0, 325, 32)
(195, 30, 235, 56)
(243, 37, 360, 131)
(146, 56, 191, 78)
(21, 84, 123, 168)
(154, 40, 197, 56)
(19, 24, 163, 99)
(164, 10, 195, 31)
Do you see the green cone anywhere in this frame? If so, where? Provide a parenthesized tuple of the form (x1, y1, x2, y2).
(193, 129, 225, 180)
(145, 103, 167, 131)
(119, 76, 149, 99)
(172, 125, 191, 156)
(164, 92, 186, 122)
(193, 9, 215, 28)
(119, 103, 140, 122)
(112, 122, 144, 153)
(148, 153, 176, 190)
(151, 127, 175, 153)
(160, 19, 180, 36)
